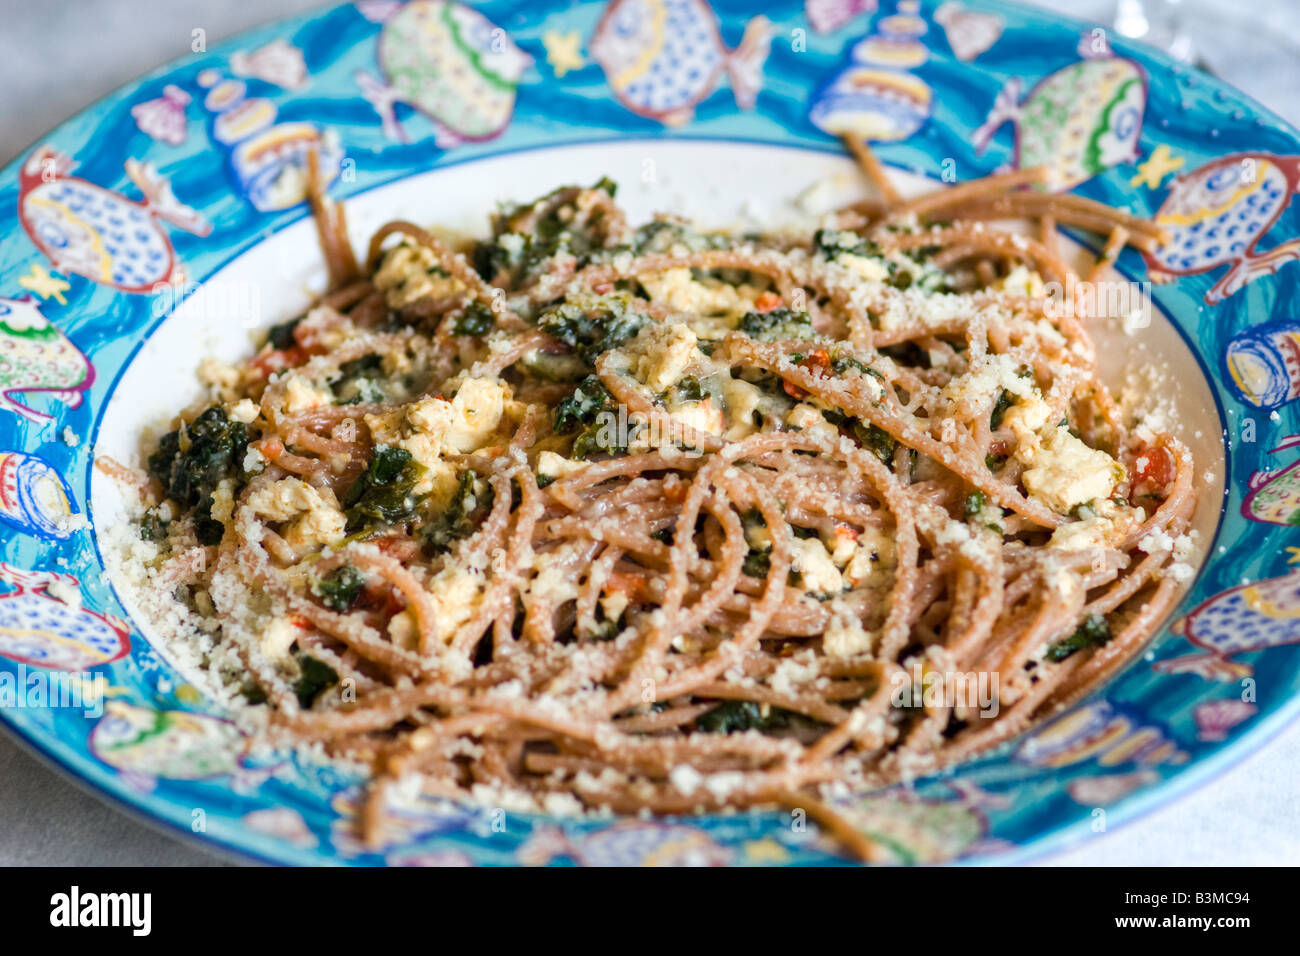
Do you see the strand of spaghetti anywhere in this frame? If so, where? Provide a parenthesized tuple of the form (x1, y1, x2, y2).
(841, 133, 902, 206)
(870, 166, 1047, 225)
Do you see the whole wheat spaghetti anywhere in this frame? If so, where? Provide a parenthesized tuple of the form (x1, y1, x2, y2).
(105, 143, 1198, 860)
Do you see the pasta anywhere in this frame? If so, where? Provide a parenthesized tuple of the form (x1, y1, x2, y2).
(105, 140, 1198, 860)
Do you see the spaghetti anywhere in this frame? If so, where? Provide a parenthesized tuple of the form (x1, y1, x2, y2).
(106, 141, 1199, 860)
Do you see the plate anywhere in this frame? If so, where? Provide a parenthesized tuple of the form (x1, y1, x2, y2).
(2, 0, 1298, 867)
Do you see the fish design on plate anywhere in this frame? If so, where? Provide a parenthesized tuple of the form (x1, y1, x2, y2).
(973, 35, 1146, 191)
(1143, 153, 1300, 304)
(830, 781, 1002, 864)
(356, 0, 532, 145)
(934, 2, 1003, 62)
(0, 296, 94, 423)
(519, 820, 732, 866)
(1241, 434, 1300, 526)
(0, 565, 129, 671)
(129, 85, 192, 146)
(1154, 569, 1300, 680)
(1017, 700, 1186, 768)
(230, 38, 308, 90)
(589, 0, 772, 127)
(805, 0, 877, 35)
(242, 807, 318, 847)
(1066, 770, 1158, 806)
(0, 451, 80, 540)
(808, 0, 931, 142)
(331, 785, 481, 854)
(17, 145, 211, 293)
(1193, 699, 1256, 741)
(198, 69, 342, 212)
(90, 702, 245, 780)
(1224, 321, 1300, 412)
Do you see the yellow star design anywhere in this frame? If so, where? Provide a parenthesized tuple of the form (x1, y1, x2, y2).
(543, 30, 585, 78)
(743, 838, 790, 864)
(18, 263, 70, 305)
(1130, 144, 1184, 190)
(1286, 547, 1300, 565)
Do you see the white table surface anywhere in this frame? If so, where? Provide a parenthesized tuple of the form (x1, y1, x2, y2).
(1, 0, 1297, 867)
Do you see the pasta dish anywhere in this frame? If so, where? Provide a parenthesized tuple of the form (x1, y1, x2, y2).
(104, 143, 1199, 860)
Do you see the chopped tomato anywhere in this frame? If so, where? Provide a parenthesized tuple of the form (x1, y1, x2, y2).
(256, 437, 285, 459)
(783, 349, 831, 400)
(753, 291, 783, 312)
(798, 349, 831, 377)
(1133, 444, 1175, 489)
(250, 346, 308, 378)
(605, 570, 652, 603)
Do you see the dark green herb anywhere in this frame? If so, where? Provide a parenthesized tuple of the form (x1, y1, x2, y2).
(813, 228, 883, 261)
(852, 421, 897, 464)
(333, 354, 386, 405)
(453, 302, 495, 337)
(313, 564, 366, 613)
(737, 307, 815, 342)
(554, 375, 613, 434)
(1044, 614, 1112, 663)
(344, 445, 425, 532)
(293, 654, 339, 709)
(671, 375, 705, 403)
(265, 317, 302, 350)
(990, 390, 1014, 431)
(147, 406, 250, 510)
(421, 470, 493, 555)
(742, 549, 771, 578)
(139, 508, 170, 542)
(695, 700, 823, 734)
(538, 294, 647, 364)
(964, 490, 986, 518)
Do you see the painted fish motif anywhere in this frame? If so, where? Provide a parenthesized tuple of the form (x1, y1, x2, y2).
(130, 85, 191, 146)
(18, 145, 211, 293)
(331, 785, 481, 854)
(1242, 434, 1300, 526)
(1066, 770, 1158, 806)
(1017, 700, 1186, 768)
(519, 820, 732, 866)
(808, 0, 932, 143)
(1143, 153, 1300, 304)
(1225, 320, 1300, 411)
(830, 781, 1001, 864)
(973, 37, 1146, 191)
(1193, 698, 1256, 741)
(230, 38, 308, 90)
(1155, 569, 1300, 680)
(806, 0, 877, 35)
(242, 807, 318, 848)
(934, 2, 1003, 62)
(0, 565, 129, 671)
(0, 296, 94, 423)
(356, 0, 533, 145)
(198, 69, 342, 212)
(90, 701, 244, 780)
(0, 451, 80, 540)
(590, 0, 772, 127)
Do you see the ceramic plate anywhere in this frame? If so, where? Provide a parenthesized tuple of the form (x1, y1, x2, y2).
(2, 0, 1299, 866)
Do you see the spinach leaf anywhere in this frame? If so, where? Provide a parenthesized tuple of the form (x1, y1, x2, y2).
(538, 294, 647, 364)
(421, 470, 493, 556)
(313, 564, 366, 613)
(1044, 614, 1112, 663)
(344, 445, 425, 532)
(293, 654, 339, 709)
(737, 307, 815, 342)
